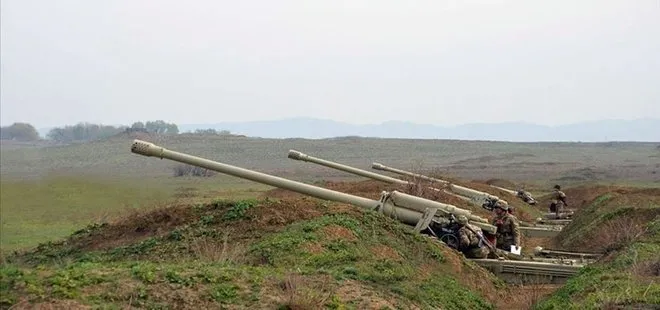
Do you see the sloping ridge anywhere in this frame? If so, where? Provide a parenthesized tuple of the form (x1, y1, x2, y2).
(553, 187, 660, 253)
(535, 187, 660, 309)
(5, 181, 656, 309)
(2, 195, 522, 309)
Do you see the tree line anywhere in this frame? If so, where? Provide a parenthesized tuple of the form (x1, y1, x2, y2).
(1, 120, 233, 143)
(0, 122, 40, 141)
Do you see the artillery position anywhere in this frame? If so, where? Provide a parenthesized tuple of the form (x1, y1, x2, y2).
(131, 140, 494, 241)
(370, 162, 571, 227)
(288, 150, 564, 238)
(130, 140, 595, 284)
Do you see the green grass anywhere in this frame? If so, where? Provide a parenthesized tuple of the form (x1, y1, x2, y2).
(0, 175, 271, 254)
(554, 191, 660, 252)
(2, 134, 660, 308)
(532, 188, 660, 309)
(535, 217, 660, 309)
(1, 198, 500, 309)
(249, 212, 495, 309)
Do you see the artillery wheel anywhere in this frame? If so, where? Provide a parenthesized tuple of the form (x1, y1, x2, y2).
(439, 234, 459, 249)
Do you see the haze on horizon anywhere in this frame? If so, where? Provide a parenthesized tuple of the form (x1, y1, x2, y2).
(1, 0, 658, 129)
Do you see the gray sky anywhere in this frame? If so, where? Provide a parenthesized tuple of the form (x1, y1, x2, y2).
(1, 0, 659, 128)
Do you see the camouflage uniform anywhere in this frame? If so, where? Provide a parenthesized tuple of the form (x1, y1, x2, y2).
(491, 203, 521, 251)
(549, 185, 567, 215)
(456, 215, 489, 259)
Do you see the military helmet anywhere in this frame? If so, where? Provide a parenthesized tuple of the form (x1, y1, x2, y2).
(554, 184, 561, 190)
(495, 199, 509, 210)
(456, 215, 468, 225)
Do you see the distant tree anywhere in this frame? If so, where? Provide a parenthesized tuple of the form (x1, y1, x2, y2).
(131, 121, 145, 129)
(144, 120, 179, 134)
(0, 122, 40, 141)
(46, 122, 126, 142)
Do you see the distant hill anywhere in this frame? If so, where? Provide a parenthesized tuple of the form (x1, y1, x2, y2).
(173, 118, 659, 142)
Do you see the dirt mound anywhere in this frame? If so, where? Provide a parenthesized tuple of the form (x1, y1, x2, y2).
(537, 214, 660, 309)
(73, 205, 196, 251)
(249, 211, 505, 309)
(4, 196, 515, 309)
(553, 188, 660, 252)
(8, 197, 347, 266)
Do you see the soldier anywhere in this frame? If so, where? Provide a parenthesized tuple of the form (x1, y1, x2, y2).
(455, 215, 490, 259)
(491, 200, 521, 252)
(549, 184, 568, 216)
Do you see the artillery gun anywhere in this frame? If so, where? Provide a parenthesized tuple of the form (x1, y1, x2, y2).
(371, 162, 571, 226)
(370, 162, 525, 216)
(288, 151, 563, 238)
(372, 162, 521, 211)
(489, 185, 537, 205)
(370, 162, 503, 209)
(130, 140, 587, 283)
(131, 139, 494, 246)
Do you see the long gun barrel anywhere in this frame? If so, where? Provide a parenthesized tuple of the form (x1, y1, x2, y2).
(289, 151, 409, 185)
(290, 152, 471, 204)
(371, 162, 502, 206)
(372, 162, 448, 184)
(130, 140, 496, 234)
(288, 150, 487, 223)
(489, 185, 517, 195)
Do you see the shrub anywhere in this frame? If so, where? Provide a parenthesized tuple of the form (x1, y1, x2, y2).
(172, 164, 216, 177)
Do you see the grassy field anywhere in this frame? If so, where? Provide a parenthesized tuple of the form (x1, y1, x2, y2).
(0, 175, 272, 254)
(1, 133, 658, 254)
(1, 133, 660, 309)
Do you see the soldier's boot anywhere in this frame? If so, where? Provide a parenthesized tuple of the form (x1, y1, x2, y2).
(466, 247, 489, 259)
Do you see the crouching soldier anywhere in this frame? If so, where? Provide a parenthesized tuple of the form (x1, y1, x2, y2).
(455, 215, 490, 259)
(491, 202, 521, 252)
(549, 184, 568, 216)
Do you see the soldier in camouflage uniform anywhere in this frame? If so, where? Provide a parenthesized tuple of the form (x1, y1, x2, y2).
(455, 215, 489, 259)
(549, 184, 568, 216)
(490, 200, 521, 251)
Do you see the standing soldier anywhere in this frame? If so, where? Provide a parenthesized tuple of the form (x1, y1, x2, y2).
(549, 184, 568, 217)
(491, 200, 521, 252)
(455, 215, 490, 258)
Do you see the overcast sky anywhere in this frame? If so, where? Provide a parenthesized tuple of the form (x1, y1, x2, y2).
(1, 0, 659, 128)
